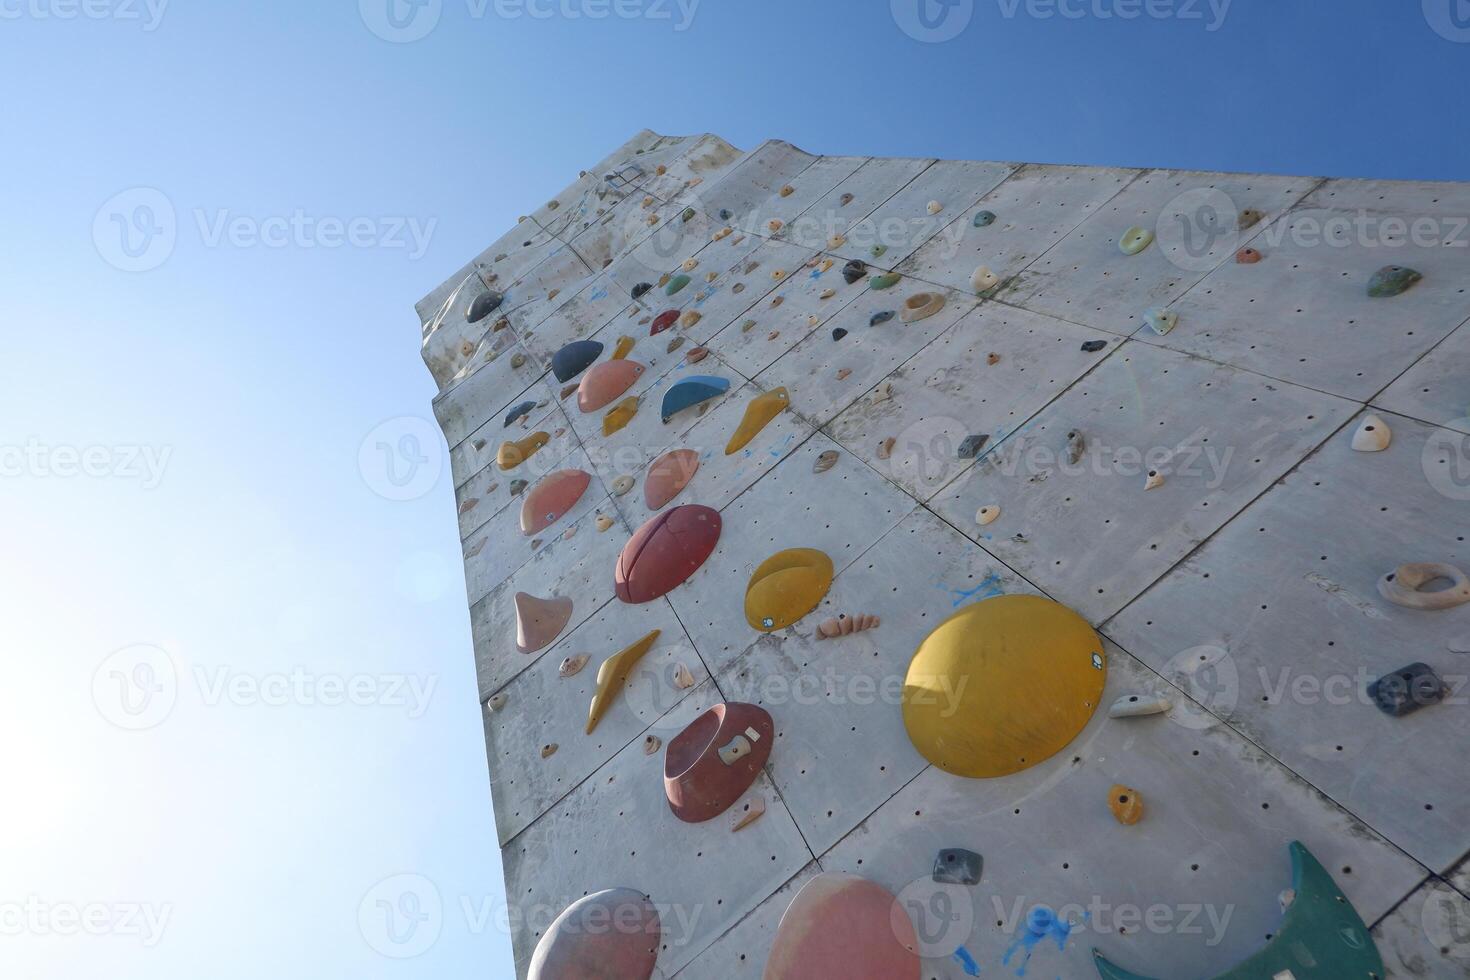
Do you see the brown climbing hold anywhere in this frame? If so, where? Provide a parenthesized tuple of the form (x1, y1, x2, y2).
(680, 310, 702, 329)
(1109, 785, 1144, 825)
(645, 449, 700, 510)
(835, 368, 851, 381)
(816, 613, 881, 640)
(521, 470, 592, 536)
(515, 592, 574, 655)
(814, 449, 839, 473)
(987, 352, 1001, 366)
(664, 702, 774, 822)
(770, 296, 784, 308)
(1238, 208, 1265, 231)
(596, 514, 615, 532)
(611, 475, 635, 497)
(687, 346, 709, 363)
(768, 219, 784, 233)
(1236, 246, 1262, 264)
(559, 654, 589, 678)
(779, 184, 795, 197)
(840, 192, 854, 206)
(540, 743, 558, 759)
(458, 497, 479, 516)
(732, 796, 766, 832)
(644, 735, 662, 755)
(672, 663, 695, 689)
(901, 291, 946, 323)
(616, 505, 722, 603)
(560, 382, 579, 399)
(877, 437, 896, 460)
(579, 360, 646, 413)
(767, 331, 780, 341)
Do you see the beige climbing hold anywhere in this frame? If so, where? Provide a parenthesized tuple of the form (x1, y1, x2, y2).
(1144, 469, 1165, 491)
(1378, 563, 1470, 610)
(487, 692, 507, 712)
(559, 655, 590, 678)
(511, 353, 528, 369)
(901, 291, 946, 323)
(655, 164, 667, 175)
(975, 505, 1000, 526)
(819, 259, 835, 273)
(780, 185, 795, 197)
(682, 258, 699, 271)
(562, 525, 578, 541)
(731, 796, 766, 832)
(541, 743, 559, 759)
(770, 296, 784, 308)
(667, 335, 685, 354)
(547, 288, 560, 302)
(767, 331, 781, 341)
(971, 266, 1000, 293)
(646, 214, 659, 226)
(771, 269, 787, 281)
(673, 663, 695, 689)
(612, 475, 635, 496)
(642, 196, 654, 208)
(820, 288, 837, 300)
(706, 271, 718, 283)
(768, 219, 784, 233)
(927, 200, 943, 215)
(742, 319, 758, 333)
(1065, 429, 1086, 466)
(713, 226, 733, 241)
(872, 381, 894, 404)
(596, 514, 615, 532)
(816, 613, 881, 640)
(814, 449, 839, 473)
(807, 315, 821, 327)
(987, 352, 1001, 366)
(644, 734, 662, 755)
(828, 234, 846, 249)
(1109, 785, 1144, 825)
(1109, 694, 1172, 718)
(1351, 414, 1391, 452)
(835, 368, 852, 381)
(877, 437, 896, 460)
(460, 340, 475, 357)
(680, 310, 702, 329)
(840, 192, 855, 206)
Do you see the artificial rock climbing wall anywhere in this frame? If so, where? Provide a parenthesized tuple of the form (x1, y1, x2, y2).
(418, 130, 1470, 978)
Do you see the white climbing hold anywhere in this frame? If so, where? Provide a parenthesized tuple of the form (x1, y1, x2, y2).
(1108, 694, 1172, 719)
(1143, 307, 1178, 336)
(559, 655, 590, 678)
(1065, 429, 1086, 466)
(1144, 469, 1165, 491)
(1378, 563, 1470, 610)
(975, 505, 1000, 526)
(926, 200, 943, 215)
(487, 692, 508, 712)
(612, 475, 635, 496)
(1351, 414, 1391, 452)
(682, 258, 699, 271)
(971, 266, 1000, 293)
(643, 735, 662, 755)
(673, 663, 695, 689)
(731, 795, 766, 832)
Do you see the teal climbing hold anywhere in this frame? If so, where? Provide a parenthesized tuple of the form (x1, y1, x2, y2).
(973, 210, 996, 228)
(666, 274, 691, 296)
(1119, 227, 1154, 255)
(661, 375, 731, 423)
(1142, 308, 1178, 336)
(1367, 266, 1422, 298)
(869, 273, 900, 290)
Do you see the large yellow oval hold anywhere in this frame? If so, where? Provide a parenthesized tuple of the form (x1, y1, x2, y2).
(745, 548, 833, 632)
(903, 595, 1105, 778)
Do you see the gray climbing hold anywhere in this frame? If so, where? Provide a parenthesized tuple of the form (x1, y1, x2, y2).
(1368, 266, 1422, 298)
(933, 849, 983, 886)
(1368, 662, 1445, 717)
(870, 311, 896, 326)
(719, 208, 732, 221)
(1143, 307, 1178, 336)
(467, 291, 504, 323)
(972, 210, 997, 228)
(510, 479, 528, 496)
(504, 401, 537, 427)
(832, 327, 848, 342)
(957, 434, 990, 459)
(1108, 694, 1172, 718)
(632, 282, 652, 299)
(842, 259, 868, 285)
(1065, 429, 1086, 466)
(1081, 339, 1107, 353)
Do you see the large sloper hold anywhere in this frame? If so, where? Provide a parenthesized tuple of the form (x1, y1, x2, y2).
(527, 888, 661, 980)
(1377, 562, 1470, 610)
(725, 386, 790, 454)
(661, 375, 731, 424)
(520, 469, 592, 536)
(1367, 264, 1422, 297)
(763, 872, 921, 980)
(903, 594, 1106, 778)
(497, 432, 549, 471)
(585, 629, 661, 734)
(504, 400, 538, 427)
(644, 449, 700, 510)
(744, 548, 834, 632)
(663, 701, 773, 822)
(1092, 842, 1384, 980)
(466, 289, 504, 323)
(551, 339, 604, 383)
(514, 592, 573, 655)
(614, 504, 722, 603)
(578, 360, 646, 413)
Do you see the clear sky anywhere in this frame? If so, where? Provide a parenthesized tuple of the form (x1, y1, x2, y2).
(1, 1, 1465, 977)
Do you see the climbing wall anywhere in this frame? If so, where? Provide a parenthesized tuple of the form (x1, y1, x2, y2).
(418, 130, 1470, 978)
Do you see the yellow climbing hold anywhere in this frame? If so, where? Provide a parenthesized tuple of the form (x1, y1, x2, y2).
(497, 432, 550, 471)
(745, 548, 835, 633)
(613, 336, 635, 360)
(726, 387, 790, 455)
(603, 396, 639, 436)
(586, 629, 661, 734)
(903, 594, 1106, 778)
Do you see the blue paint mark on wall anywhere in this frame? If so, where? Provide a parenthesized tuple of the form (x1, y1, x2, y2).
(953, 945, 981, 976)
(589, 286, 608, 301)
(768, 432, 796, 459)
(1001, 907, 1077, 977)
(944, 571, 1006, 608)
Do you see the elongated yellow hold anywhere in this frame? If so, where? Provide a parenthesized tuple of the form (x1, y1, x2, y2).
(497, 431, 550, 471)
(745, 548, 834, 632)
(586, 629, 661, 734)
(725, 387, 790, 455)
(612, 335, 636, 360)
(603, 396, 639, 436)
(903, 594, 1106, 778)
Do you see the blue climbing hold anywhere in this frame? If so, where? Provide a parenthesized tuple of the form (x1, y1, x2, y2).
(661, 375, 731, 424)
(551, 340, 604, 384)
(870, 311, 895, 326)
(504, 400, 537, 428)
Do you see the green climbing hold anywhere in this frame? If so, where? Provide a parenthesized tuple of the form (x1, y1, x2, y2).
(869, 245, 888, 259)
(666, 274, 691, 296)
(1142, 307, 1178, 336)
(973, 210, 996, 228)
(869, 273, 900, 290)
(1119, 227, 1154, 255)
(681, 207, 696, 223)
(1367, 266, 1422, 298)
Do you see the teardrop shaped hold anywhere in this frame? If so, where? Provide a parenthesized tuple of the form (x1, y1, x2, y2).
(578, 360, 645, 412)
(901, 291, 947, 323)
(585, 629, 662, 733)
(520, 469, 592, 536)
(665, 274, 691, 296)
(644, 449, 700, 510)
(726, 387, 790, 454)
(551, 339, 604, 383)
(870, 310, 896, 326)
(664, 702, 774, 822)
(1119, 226, 1154, 255)
(1108, 693, 1171, 718)
(497, 431, 549, 471)
(514, 592, 573, 654)
(615, 504, 722, 604)
(602, 396, 639, 436)
(841, 259, 868, 284)
(745, 548, 835, 632)
(466, 290, 504, 323)
(661, 375, 731, 423)
(903, 594, 1106, 778)
(650, 309, 679, 335)
(1350, 413, 1391, 452)
(869, 272, 900, 290)
(1142, 307, 1178, 336)
(1367, 265, 1422, 297)
(764, 873, 921, 980)
(612, 335, 635, 359)
(528, 889, 661, 980)
(504, 400, 537, 428)
(972, 210, 997, 228)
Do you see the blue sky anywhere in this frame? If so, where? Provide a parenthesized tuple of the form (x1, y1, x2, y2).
(1, 1, 1465, 977)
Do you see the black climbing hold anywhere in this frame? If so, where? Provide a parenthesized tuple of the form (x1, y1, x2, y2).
(1367, 266, 1423, 298)
(841, 259, 868, 285)
(504, 400, 537, 428)
(957, 434, 990, 459)
(509, 479, 528, 496)
(870, 311, 896, 327)
(632, 282, 652, 300)
(467, 291, 503, 324)
(719, 208, 732, 221)
(933, 849, 983, 886)
(551, 340, 604, 383)
(1368, 662, 1445, 717)
(1081, 340, 1108, 353)
(681, 207, 697, 223)
(832, 328, 848, 342)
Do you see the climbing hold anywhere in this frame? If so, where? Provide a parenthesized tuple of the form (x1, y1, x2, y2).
(664, 702, 773, 822)
(578, 360, 645, 413)
(611, 475, 635, 496)
(779, 184, 795, 197)
(679, 310, 702, 330)
(643, 735, 661, 755)
(765, 873, 920, 980)
(816, 613, 880, 641)
(1108, 785, 1144, 825)
(1081, 339, 1108, 353)
(870, 310, 895, 326)
(770, 297, 784, 309)
(602, 396, 639, 436)
(713, 226, 733, 241)
(651, 310, 679, 335)
(686, 346, 709, 363)
(814, 450, 839, 473)
(595, 514, 615, 533)
(514, 592, 574, 655)
(771, 269, 787, 281)
(521, 470, 592, 536)
(767, 219, 784, 234)
(1093, 841, 1385, 980)
(1351, 414, 1391, 452)
(681, 258, 699, 272)
(615, 505, 722, 604)
(731, 795, 766, 832)
(1119, 226, 1154, 255)
(869, 245, 888, 259)
(902, 291, 947, 323)
(1143, 307, 1178, 336)
(904, 595, 1106, 778)
(869, 272, 900, 290)
(527, 889, 660, 980)
(612, 336, 635, 360)
(1144, 469, 1164, 491)
(745, 548, 835, 632)
(1378, 563, 1470, 610)
(466, 290, 503, 323)
(877, 436, 896, 460)
(546, 288, 560, 302)
(957, 434, 990, 459)
(872, 381, 895, 404)
(971, 266, 1000, 293)
(665, 274, 691, 297)
(504, 400, 537, 428)
(666, 336, 684, 354)
(933, 849, 983, 886)
(807, 315, 821, 328)
(819, 288, 836, 301)
(662, 375, 731, 423)
(1368, 265, 1422, 297)
(1108, 694, 1172, 718)
(835, 368, 851, 380)
(986, 352, 1001, 366)
(1236, 246, 1262, 264)
(741, 318, 757, 333)
(926, 200, 942, 215)
(1065, 430, 1086, 465)
(1237, 207, 1266, 231)
(509, 479, 528, 496)
(973, 210, 997, 228)
(672, 663, 695, 690)
(840, 192, 855, 206)
(632, 282, 652, 300)
(487, 692, 507, 712)
(1368, 662, 1446, 717)
(975, 505, 1000, 526)
(658, 273, 672, 288)
(510, 352, 528, 370)
(726, 387, 790, 454)
(559, 654, 589, 679)
(828, 235, 846, 249)
(497, 432, 550, 471)
(585, 629, 661, 734)
(680, 207, 696, 223)
(552, 339, 605, 383)
(540, 743, 558, 759)
(819, 259, 835, 273)
(828, 324, 851, 342)
(645, 449, 700, 510)
(841, 259, 867, 284)
(705, 271, 717, 282)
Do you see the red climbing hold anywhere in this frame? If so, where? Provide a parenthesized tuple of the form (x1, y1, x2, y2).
(664, 701, 773, 822)
(651, 310, 680, 335)
(615, 504, 721, 603)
